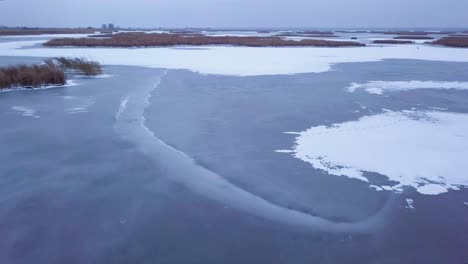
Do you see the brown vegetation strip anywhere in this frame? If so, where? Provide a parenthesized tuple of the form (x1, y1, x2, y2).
(169, 30, 201, 34)
(430, 37, 468, 48)
(0, 64, 65, 90)
(0, 28, 96, 36)
(48, 57, 103, 76)
(43, 32, 364, 47)
(373, 40, 414, 44)
(394, 35, 434, 40)
(0, 57, 103, 90)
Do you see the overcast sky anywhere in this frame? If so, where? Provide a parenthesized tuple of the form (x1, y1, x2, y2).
(1, 0, 467, 28)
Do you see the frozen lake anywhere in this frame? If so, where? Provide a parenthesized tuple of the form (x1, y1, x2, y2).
(1, 36, 468, 263)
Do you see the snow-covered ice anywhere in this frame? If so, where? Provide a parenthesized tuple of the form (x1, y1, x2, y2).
(278, 111, 468, 195)
(3, 39, 468, 75)
(347, 81, 468, 94)
(2, 35, 468, 196)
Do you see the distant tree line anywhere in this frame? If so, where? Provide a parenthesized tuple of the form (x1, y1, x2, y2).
(101, 24, 118, 30)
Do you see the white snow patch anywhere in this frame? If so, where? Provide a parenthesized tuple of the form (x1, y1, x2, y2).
(416, 184, 449, 195)
(381, 186, 395, 191)
(3, 39, 468, 75)
(284, 132, 301, 135)
(347, 81, 468, 94)
(405, 199, 415, 209)
(280, 111, 468, 195)
(275, 150, 294, 153)
(369, 185, 383, 191)
(11, 106, 39, 118)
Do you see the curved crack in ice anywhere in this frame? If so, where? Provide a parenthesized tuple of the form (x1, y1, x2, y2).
(114, 70, 392, 233)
